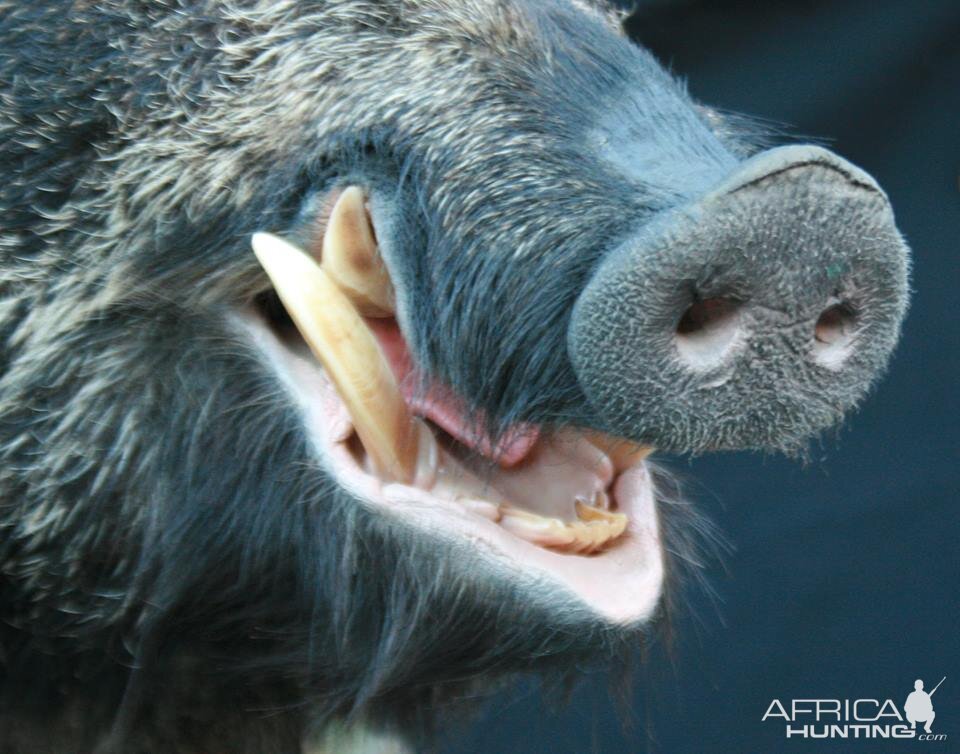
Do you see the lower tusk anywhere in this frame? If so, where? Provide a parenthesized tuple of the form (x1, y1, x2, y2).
(251, 232, 418, 483)
(321, 186, 396, 317)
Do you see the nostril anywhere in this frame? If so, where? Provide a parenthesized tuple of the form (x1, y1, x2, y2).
(812, 300, 858, 368)
(675, 297, 741, 369)
(814, 302, 855, 344)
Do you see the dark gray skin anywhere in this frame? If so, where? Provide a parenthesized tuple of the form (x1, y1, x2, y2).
(0, 1, 908, 752)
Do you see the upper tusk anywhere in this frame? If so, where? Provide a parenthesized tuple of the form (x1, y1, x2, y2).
(251, 231, 417, 483)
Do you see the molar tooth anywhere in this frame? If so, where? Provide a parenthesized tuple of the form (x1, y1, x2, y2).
(575, 519, 620, 554)
(579, 522, 605, 553)
(586, 521, 611, 553)
(460, 498, 502, 522)
(593, 490, 611, 511)
(499, 503, 629, 552)
(252, 232, 417, 483)
(575, 500, 628, 540)
(564, 521, 592, 554)
(322, 186, 395, 317)
(499, 507, 575, 547)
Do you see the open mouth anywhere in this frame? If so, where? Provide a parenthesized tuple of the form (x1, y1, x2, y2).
(237, 187, 664, 624)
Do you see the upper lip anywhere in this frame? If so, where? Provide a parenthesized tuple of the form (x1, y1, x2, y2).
(238, 185, 665, 623)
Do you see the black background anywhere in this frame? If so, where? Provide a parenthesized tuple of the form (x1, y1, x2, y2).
(444, 1, 960, 752)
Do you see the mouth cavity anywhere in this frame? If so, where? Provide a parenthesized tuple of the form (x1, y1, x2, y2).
(249, 187, 655, 556)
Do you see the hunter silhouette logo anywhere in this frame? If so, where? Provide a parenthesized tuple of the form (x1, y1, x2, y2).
(762, 677, 948, 741)
(905, 677, 945, 734)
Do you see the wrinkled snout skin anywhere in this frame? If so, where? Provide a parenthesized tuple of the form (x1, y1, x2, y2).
(363, 3, 909, 452)
(0, 0, 910, 751)
(571, 144, 910, 452)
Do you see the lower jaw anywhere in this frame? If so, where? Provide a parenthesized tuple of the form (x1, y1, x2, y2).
(234, 308, 666, 626)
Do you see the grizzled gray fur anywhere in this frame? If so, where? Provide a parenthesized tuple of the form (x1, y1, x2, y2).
(0, 0, 907, 752)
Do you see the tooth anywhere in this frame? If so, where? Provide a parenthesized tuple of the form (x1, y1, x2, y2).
(556, 519, 605, 554)
(252, 232, 418, 482)
(411, 419, 439, 489)
(584, 520, 611, 552)
(322, 186, 395, 317)
(499, 504, 629, 553)
(585, 431, 654, 472)
(460, 498, 502, 522)
(575, 499, 628, 536)
(574, 500, 628, 553)
(499, 507, 576, 547)
(577, 490, 610, 511)
(565, 521, 591, 553)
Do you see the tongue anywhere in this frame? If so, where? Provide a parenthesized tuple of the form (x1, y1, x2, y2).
(367, 318, 538, 467)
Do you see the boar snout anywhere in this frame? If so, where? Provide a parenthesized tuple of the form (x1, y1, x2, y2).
(569, 145, 910, 453)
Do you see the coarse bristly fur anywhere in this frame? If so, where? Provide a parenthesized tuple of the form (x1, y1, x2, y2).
(0, 1, 905, 752)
